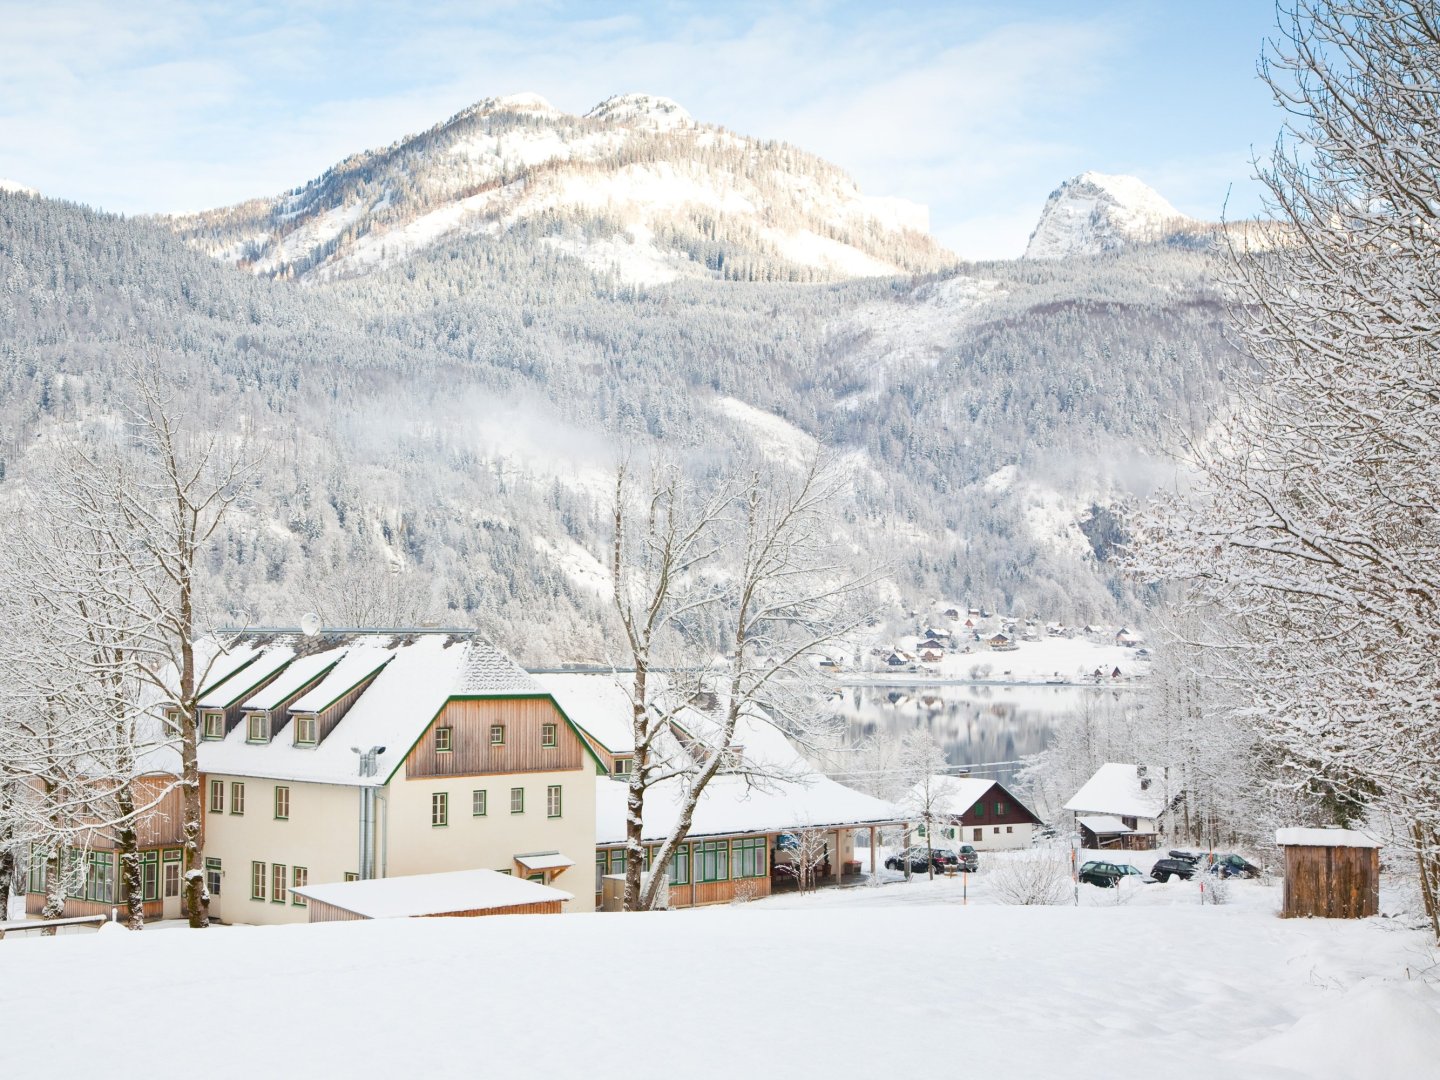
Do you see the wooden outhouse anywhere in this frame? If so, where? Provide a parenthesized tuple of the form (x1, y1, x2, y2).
(1275, 828, 1381, 919)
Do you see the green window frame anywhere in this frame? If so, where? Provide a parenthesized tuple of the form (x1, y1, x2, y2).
(472, 789, 487, 816)
(251, 861, 266, 902)
(230, 781, 245, 815)
(510, 787, 524, 814)
(435, 726, 452, 753)
(292, 866, 308, 906)
(668, 844, 690, 886)
(546, 784, 562, 818)
(995, 802, 1006, 816)
(974, 803, 985, 818)
(541, 723, 557, 748)
(27, 845, 48, 894)
(698, 840, 729, 883)
(208, 779, 224, 813)
(294, 714, 317, 746)
(595, 851, 608, 892)
(274, 785, 290, 820)
(139, 850, 160, 902)
(271, 863, 287, 904)
(202, 711, 224, 740)
(206, 857, 222, 897)
(490, 723, 505, 745)
(732, 837, 767, 879)
(87, 851, 117, 903)
(246, 713, 268, 743)
(431, 792, 448, 827)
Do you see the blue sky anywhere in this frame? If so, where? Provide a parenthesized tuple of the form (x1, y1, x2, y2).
(0, 1, 1283, 259)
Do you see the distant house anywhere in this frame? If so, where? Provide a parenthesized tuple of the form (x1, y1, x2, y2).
(923, 627, 952, 641)
(885, 651, 914, 667)
(918, 637, 947, 653)
(1111, 666, 1122, 679)
(943, 608, 961, 620)
(1116, 628, 1140, 647)
(910, 776, 1042, 851)
(919, 648, 944, 664)
(1064, 763, 1166, 850)
(988, 632, 1018, 651)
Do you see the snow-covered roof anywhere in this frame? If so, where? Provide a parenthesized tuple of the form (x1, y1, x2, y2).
(292, 869, 571, 918)
(198, 634, 526, 787)
(456, 639, 543, 695)
(1275, 828, 1381, 849)
(1078, 814, 1134, 835)
(197, 647, 296, 709)
(532, 672, 637, 753)
(192, 643, 270, 703)
(1064, 763, 1165, 819)
(514, 852, 575, 872)
(242, 649, 347, 712)
(910, 776, 997, 817)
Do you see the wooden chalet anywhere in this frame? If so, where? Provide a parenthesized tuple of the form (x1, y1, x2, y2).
(1065, 763, 1166, 850)
(909, 776, 1043, 850)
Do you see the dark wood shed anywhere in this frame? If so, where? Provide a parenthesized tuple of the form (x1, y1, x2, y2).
(1275, 827, 1381, 919)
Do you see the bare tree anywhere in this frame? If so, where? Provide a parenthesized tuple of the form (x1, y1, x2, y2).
(774, 824, 830, 894)
(610, 453, 879, 910)
(897, 729, 950, 880)
(49, 359, 258, 928)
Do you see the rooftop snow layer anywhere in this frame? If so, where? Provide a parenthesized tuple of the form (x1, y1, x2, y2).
(241, 648, 348, 712)
(288, 641, 394, 713)
(292, 868, 571, 918)
(1275, 828, 1381, 849)
(1064, 763, 1166, 819)
(1078, 814, 1135, 835)
(532, 672, 637, 753)
(456, 638, 543, 695)
(197, 646, 295, 708)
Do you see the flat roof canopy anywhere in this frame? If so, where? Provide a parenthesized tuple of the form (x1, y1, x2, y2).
(293, 869, 571, 918)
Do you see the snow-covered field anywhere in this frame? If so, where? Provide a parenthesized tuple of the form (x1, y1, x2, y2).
(3, 851, 1435, 1079)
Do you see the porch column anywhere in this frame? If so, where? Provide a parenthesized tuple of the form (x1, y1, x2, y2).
(834, 831, 843, 883)
(869, 826, 877, 876)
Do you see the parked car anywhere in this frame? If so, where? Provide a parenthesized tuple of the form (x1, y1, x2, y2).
(886, 846, 974, 874)
(1151, 850, 1261, 882)
(1078, 860, 1150, 888)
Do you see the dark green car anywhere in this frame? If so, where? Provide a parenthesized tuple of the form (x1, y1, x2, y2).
(1078, 860, 1150, 888)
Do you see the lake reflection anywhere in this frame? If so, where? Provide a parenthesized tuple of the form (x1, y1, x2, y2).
(833, 682, 1138, 786)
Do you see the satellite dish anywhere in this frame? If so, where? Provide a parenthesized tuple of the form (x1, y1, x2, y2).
(300, 613, 321, 637)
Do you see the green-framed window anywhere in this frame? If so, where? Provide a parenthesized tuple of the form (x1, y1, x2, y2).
(294, 714, 317, 746)
(435, 726, 453, 753)
(87, 851, 116, 903)
(595, 851, 608, 892)
(995, 802, 1006, 816)
(139, 850, 160, 902)
(510, 787, 524, 814)
(431, 792, 448, 827)
(490, 723, 505, 745)
(698, 840, 729, 883)
(274, 785, 290, 820)
(202, 711, 224, 740)
(541, 723, 557, 748)
(230, 781, 245, 815)
(271, 863, 287, 904)
(546, 784, 562, 818)
(250, 861, 266, 901)
(974, 803, 985, 818)
(205, 857, 222, 897)
(246, 713, 268, 743)
(732, 837, 767, 879)
(668, 844, 690, 886)
(472, 789, 487, 816)
(208, 779, 224, 813)
(27, 845, 48, 894)
(292, 866, 308, 906)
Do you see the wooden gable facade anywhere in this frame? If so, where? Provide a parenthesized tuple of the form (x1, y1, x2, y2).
(941, 781, 1041, 842)
(404, 695, 598, 779)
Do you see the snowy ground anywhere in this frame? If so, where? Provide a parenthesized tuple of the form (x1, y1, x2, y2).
(3, 849, 1436, 1079)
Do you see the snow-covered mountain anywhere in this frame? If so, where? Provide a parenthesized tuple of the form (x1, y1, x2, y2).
(1024, 172, 1197, 260)
(171, 92, 954, 285)
(0, 178, 38, 196)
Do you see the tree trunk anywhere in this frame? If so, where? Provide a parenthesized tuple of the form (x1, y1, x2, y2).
(0, 840, 15, 939)
(40, 851, 64, 936)
(623, 665, 649, 912)
(179, 614, 208, 928)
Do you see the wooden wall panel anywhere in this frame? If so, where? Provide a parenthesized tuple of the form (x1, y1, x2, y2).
(1282, 846, 1379, 919)
(407, 698, 584, 778)
(421, 902, 564, 917)
(306, 898, 366, 923)
(316, 672, 382, 744)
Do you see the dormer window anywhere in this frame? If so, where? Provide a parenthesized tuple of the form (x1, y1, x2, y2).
(246, 713, 269, 744)
(294, 714, 317, 747)
(613, 756, 633, 778)
(435, 726, 453, 753)
(541, 723, 557, 748)
(490, 723, 505, 745)
(202, 711, 224, 740)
